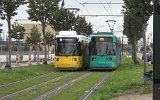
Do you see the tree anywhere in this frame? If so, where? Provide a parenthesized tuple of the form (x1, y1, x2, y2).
(49, 8, 93, 35)
(45, 31, 54, 52)
(11, 22, 25, 52)
(11, 22, 25, 40)
(0, 23, 2, 40)
(49, 7, 76, 31)
(26, 26, 42, 60)
(0, 23, 2, 33)
(123, 14, 143, 64)
(122, 0, 152, 65)
(45, 31, 54, 59)
(27, 0, 60, 64)
(0, 0, 25, 66)
(26, 25, 42, 48)
(74, 16, 93, 35)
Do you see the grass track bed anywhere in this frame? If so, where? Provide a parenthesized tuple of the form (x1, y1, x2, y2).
(49, 72, 107, 100)
(0, 64, 55, 85)
(0, 72, 56, 89)
(13, 72, 86, 100)
(0, 72, 66, 97)
(90, 58, 152, 100)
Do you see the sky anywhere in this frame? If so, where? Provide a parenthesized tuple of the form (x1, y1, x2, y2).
(0, 0, 153, 43)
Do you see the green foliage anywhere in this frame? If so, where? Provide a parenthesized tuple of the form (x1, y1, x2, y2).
(49, 7, 93, 35)
(25, 26, 42, 46)
(74, 16, 93, 35)
(0, 0, 25, 21)
(45, 31, 54, 46)
(11, 22, 25, 39)
(24, 45, 30, 51)
(49, 8, 76, 31)
(122, 0, 153, 42)
(27, 0, 61, 60)
(27, 0, 60, 24)
(122, 0, 153, 64)
(0, 0, 26, 65)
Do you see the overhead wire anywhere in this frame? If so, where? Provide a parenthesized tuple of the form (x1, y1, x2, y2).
(97, 0, 116, 32)
(63, 0, 72, 8)
(75, 0, 90, 15)
(103, 0, 115, 20)
(67, 0, 122, 32)
(98, 0, 111, 16)
(104, 0, 125, 32)
(75, 0, 104, 32)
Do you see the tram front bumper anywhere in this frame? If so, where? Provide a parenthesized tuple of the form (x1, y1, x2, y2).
(90, 62, 116, 69)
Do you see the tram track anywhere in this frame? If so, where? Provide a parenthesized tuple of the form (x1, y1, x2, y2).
(34, 72, 92, 100)
(0, 72, 73, 100)
(0, 72, 56, 89)
(80, 71, 114, 100)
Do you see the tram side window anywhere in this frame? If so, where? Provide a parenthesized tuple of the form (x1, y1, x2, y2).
(113, 42, 116, 55)
(77, 42, 82, 56)
(89, 40, 96, 55)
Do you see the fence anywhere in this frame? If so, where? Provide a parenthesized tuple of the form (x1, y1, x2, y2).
(0, 51, 55, 62)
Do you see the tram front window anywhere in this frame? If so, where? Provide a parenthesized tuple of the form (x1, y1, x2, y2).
(90, 37, 115, 56)
(55, 38, 81, 56)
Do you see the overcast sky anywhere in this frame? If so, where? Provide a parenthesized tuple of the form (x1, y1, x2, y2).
(1, 0, 153, 42)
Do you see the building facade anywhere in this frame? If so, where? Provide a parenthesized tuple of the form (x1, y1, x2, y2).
(17, 19, 56, 52)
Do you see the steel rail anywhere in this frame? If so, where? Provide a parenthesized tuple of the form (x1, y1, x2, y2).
(0, 73, 73, 100)
(0, 72, 56, 89)
(80, 72, 113, 100)
(34, 72, 92, 100)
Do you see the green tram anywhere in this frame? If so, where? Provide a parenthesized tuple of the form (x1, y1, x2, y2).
(89, 32, 121, 70)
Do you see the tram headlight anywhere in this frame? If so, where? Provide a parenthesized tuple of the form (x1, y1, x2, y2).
(57, 58, 61, 61)
(107, 58, 112, 61)
(72, 58, 77, 61)
(92, 58, 96, 61)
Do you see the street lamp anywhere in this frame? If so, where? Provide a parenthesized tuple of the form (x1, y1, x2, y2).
(106, 20, 116, 33)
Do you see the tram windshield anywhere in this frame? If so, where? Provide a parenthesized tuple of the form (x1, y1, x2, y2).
(55, 38, 81, 56)
(90, 37, 115, 56)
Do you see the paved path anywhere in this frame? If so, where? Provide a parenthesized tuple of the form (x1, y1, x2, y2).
(112, 94, 152, 100)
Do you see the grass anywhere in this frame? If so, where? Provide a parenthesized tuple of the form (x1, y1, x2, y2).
(0, 64, 55, 85)
(0, 72, 66, 97)
(0, 58, 153, 100)
(49, 72, 107, 100)
(14, 72, 86, 100)
(90, 58, 152, 100)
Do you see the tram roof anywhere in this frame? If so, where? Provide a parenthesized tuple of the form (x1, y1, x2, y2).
(58, 31, 78, 36)
(93, 32, 113, 34)
(56, 31, 89, 39)
(91, 32, 116, 37)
